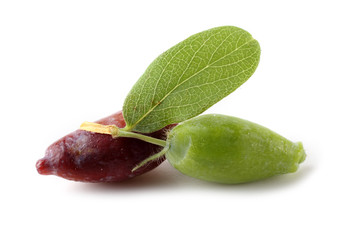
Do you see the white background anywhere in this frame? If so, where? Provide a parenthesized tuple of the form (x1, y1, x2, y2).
(1, 0, 359, 239)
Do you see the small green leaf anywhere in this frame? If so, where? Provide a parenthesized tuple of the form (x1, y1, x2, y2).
(123, 26, 260, 133)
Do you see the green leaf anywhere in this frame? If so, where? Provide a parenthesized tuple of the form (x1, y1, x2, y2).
(123, 26, 260, 133)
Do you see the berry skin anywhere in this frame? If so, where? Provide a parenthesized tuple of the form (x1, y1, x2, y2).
(166, 114, 306, 184)
(36, 111, 174, 183)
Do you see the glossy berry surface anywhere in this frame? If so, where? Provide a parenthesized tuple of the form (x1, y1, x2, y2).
(36, 111, 173, 182)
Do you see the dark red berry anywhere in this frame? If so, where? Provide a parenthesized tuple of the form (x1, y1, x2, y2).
(36, 111, 174, 182)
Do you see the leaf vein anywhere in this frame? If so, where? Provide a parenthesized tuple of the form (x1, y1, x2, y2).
(128, 30, 258, 131)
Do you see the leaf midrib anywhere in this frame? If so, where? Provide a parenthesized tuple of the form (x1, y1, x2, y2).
(129, 37, 257, 130)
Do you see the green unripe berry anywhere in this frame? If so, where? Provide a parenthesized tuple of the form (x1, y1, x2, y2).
(165, 114, 306, 184)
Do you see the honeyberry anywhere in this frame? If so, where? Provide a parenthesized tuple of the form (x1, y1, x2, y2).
(36, 111, 174, 182)
(164, 114, 306, 184)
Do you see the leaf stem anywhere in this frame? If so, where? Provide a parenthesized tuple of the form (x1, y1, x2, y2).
(80, 121, 167, 147)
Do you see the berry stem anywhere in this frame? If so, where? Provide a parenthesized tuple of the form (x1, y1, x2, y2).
(132, 145, 169, 172)
(80, 121, 167, 147)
